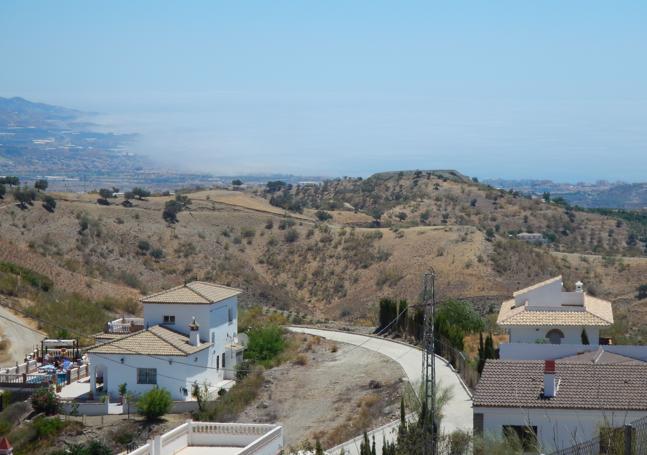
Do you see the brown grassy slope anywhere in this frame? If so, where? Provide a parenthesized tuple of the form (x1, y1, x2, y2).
(2, 184, 647, 336)
(262, 170, 642, 257)
(0, 238, 139, 301)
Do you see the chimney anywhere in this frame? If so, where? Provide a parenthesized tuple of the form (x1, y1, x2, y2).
(575, 281, 584, 293)
(544, 360, 557, 398)
(189, 317, 200, 347)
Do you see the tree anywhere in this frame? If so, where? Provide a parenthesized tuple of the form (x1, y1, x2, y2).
(638, 284, 647, 300)
(163, 200, 182, 223)
(31, 387, 61, 415)
(245, 325, 286, 364)
(396, 211, 407, 221)
(0, 184, 5, 199)
(542, 192, 551, 202)
(137, 387, 172, 421)
(34, 179, 48, 192)
(118, 383, 128, 403)
(0, 176, 19, 187)
(14, 186, 36, 208)
(232, 179, 243, 187)
(42, 195, 57, 212)
(315, 439, 325, 455)
(581, 328, 590, 345)
(137, 240, 151, 253)
(315, 210, 332, 222)
(266, 180, 286, 193)
(131, 187, 151, 200)
(284, 228, 299, 243)
(97, 188, 113, 205)
(98, 188, 113, 199)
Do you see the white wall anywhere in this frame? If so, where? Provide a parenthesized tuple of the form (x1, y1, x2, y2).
(508, 326, 599, 345)
(475, 406, 647, 452)
(142, 297, 239, 376)
(88, 348, 221, 401)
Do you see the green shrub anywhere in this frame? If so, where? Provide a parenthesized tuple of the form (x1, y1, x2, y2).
(32, 416, 65, 438)
(0, 262, 53, 292)
(137, 387, 172, 421)
(30, 388, 60, 416)
(245, 325, 286, 365)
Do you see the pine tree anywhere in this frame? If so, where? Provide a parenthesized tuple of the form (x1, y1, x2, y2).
(371, 435, 376, 455)
(315, 439, 324, 455)
(477, 332, 486, 374)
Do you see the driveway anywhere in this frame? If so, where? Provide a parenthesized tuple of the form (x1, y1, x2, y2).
(0, 304, 46, 366)
(287, 327, 473, 454)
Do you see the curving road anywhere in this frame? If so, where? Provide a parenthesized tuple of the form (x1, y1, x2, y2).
(287, 327, 473, 455)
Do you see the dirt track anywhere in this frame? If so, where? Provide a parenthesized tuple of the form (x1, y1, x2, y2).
(236, 337, 403, 449)
(0, 303, 45, 366)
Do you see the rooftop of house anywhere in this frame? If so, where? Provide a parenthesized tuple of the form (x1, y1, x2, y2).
(141, 281, 242, 305)
(87, 325, 210, 356)
(559, 347, 645, 365)
(474, 355, 647, 410)
(497, 276, 613, 327)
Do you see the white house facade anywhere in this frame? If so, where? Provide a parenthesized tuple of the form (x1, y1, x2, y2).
(87, 281, 244, 401)
(497, 276, 613, 347)
(473, 355, 647, 453)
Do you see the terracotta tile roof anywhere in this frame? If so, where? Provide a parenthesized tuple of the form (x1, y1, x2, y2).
(0, 437, 11, 450)
(141, 281, 242, 305)
(87, 325, 210, 356)
(497, 295, 613, 326)
(474, 360, 647, 410)
(559, 348, 645, 365)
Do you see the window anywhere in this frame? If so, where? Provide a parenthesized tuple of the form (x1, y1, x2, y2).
(137, 368, 157, 385)
(503, 425, 537, 451)
(227, 306, 233, 324)
(222, 352, 226, 368)
(163, 315, 175, 325)
(546, 329, 565, 345)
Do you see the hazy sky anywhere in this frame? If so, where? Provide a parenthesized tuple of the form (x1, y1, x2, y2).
(2, 1, 647, 181)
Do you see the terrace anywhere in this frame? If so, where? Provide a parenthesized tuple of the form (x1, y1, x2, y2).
(124, 421, 283, 455)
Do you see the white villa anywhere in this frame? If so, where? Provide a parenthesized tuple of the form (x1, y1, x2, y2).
(87, 281, 244, 401)
(497, 276, 613, 346)
(474, 355, 647, 453)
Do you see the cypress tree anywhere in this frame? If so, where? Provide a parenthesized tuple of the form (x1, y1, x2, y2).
(581, 328, 590, 345)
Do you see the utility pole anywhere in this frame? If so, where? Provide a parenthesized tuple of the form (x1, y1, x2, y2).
(421, 269, 436, 455)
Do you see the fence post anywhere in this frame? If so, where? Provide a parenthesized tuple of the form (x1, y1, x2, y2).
(625, 424, 633, 455)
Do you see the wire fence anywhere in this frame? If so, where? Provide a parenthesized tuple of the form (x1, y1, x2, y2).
(550, 414, 647, 455)
(434, 336, 480, 391)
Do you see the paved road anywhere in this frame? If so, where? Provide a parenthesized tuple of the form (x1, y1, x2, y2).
(0, 304, 45, 366)
(288, 327, 473, 455)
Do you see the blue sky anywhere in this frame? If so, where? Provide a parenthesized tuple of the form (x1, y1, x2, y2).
(1, 1, 646, 180)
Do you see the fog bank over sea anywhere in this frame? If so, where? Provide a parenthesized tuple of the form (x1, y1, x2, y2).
(44, 90, 647, 182)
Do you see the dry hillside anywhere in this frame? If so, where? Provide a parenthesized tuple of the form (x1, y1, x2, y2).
(1, 172, 647, 341)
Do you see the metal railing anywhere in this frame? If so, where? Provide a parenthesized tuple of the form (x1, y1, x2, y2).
(550, 418, 647, 455)
(434, 336, 480, 392)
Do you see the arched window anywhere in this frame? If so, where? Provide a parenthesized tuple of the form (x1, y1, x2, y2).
(546, 329, 565, 345)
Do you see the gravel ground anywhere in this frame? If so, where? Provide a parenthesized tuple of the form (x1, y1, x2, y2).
(236, 336, 405, 449)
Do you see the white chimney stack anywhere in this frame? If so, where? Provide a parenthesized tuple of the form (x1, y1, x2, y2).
(544, 360, 557, 398)
(189, 317, 200, 347)
(575, 281, 584, 293)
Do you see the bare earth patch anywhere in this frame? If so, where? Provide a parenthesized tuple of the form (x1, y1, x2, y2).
(236, 336, 404, 449)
